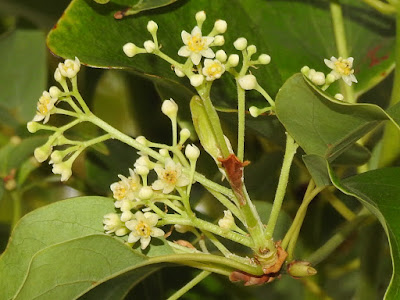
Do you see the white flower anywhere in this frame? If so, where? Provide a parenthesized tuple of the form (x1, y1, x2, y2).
(125, 211, 165, 249)
(52, 160, 73, 181)
(324, 56, 357, 86)
(202, 59, 225, 81)
(103, 213, 129, 236)
(110, 175, 135, 201)
(152, 158, 190, 194)
(33, 91, 57, 124)
(178, 26, 215, 65)
(218, 210, 235, 230)
(58, 57, 80, 78)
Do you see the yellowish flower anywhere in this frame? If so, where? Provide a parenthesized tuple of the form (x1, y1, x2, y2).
(324, 56, 357, 86)
(178, 26, 215, 65)
(125, 211, 165, 249)
(152, 158, 190, 194)
(202, 59, 225, 81)
(33, 91, 57, 124)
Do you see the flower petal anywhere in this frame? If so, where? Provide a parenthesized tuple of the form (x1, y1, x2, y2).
(324, 59, 335, 69)
(140, 236, 152, 249)
(151, 227, 165, 237)
(178, 46, 191, 57)
(191, 53, 202, 65)
(181, 31, 191, 44)
(201, 48, 215, 59)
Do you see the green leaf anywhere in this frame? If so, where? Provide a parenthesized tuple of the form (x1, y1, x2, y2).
(115, 0, 181, 18)
(0, 30, 47, 124)
(329, 166, 400, 299)
(275, 74, 396, 162)
(13, 235, 162, 299)
(303, 155, 331, 187)
(0, 196, 173, 299)
(47, 0, 394, 103)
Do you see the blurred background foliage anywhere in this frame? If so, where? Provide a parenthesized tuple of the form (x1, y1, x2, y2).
(0, 0, 395, 298)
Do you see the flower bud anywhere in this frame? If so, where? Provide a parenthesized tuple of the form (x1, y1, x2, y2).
(310, 71, 325, 86)
(27, 121, 39, 133)
(238, 74, 258, 90)
(214, 19, 227, 34)
(179, 128, 191, 144)
(174, 67, 185, 77)
(147, 20, 158, 34)
(121, 210, 134, 222)
(159, 148, 170, 157)
(136, 136, 148, 146)
(50, 150, 65, 164)
(287, 261, 317, 278)
(189, 74, 204, 87)
(258, 54, 271, 65)
(249, 106, 260, 118)
(161, 98, 178, 119)
(233, 37, 247, 51)
(54, 68, 64, 83)
(34, 143, 53, 163)
(212, 35, 225, 46)
(135, 165, 149, 176)
(58, 57, 80, 78)
(138, 186, 154, 200)
(216, 50, 227, 63)
(301, 66, 310, 76)
(123, 43, 144, 57)
(52, 161, 73, 181)
(185, 144, 200, 160)
(143, 40, 156, 53)
(49, 86, 62, 98)
(335, 93, 344, 101)
(326, 73, 336, 84)
(247, 45, 257, 56)
(175, 224, 193, 233)
(195, 11, 206, 25)
(218, 210, 235, 230)
(227, 54, 239, 67)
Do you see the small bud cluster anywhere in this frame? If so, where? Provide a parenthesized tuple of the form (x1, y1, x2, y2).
(301, 56, 357, 93)
(122, 11, 271, 90)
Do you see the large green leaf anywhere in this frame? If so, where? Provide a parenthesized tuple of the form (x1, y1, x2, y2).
(329, 166, 400, 299)
(0, 30, 47, 124)
(275, 74, 400, 162)
(47, 0, 394, 104)
(0, 196, 173, 299)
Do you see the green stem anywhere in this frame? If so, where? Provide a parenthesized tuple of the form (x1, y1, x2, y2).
(323, 189, 356, 221)
(237, 84, 246, 161)
(205, 187, 244, 224)
(11, 190, 22, 229)
(330, 0, 356, 103)
(255, 84, 276, 107)
(202, 231, 232, 257)
(306, 207, 372, 265)
(265, 133, 298, 238)
(160, 215, 253, 248)
(167, 271, 211, 300)
(71, 77, 91, 114)
(361, 0, 396, 14)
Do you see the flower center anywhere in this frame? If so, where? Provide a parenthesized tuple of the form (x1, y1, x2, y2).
(163, 170, 177, 185)
(334, 59, 352, 76)
(188, 34, 206, 53)
(136, 221, 151, 237)
(38, 103, 49, 115)
(207, 63, 223, 77)
(114, 185, 127, 200)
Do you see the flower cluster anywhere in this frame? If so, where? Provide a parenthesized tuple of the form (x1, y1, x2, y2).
(27, 57, 91, 182)
(122, 11, 271, 90)
(301, 56, 357, 96)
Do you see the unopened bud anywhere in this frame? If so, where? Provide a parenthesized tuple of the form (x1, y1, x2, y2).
(185, 144, 200, 160)
(27, 122, 39, 133)
(143, 40, 156, 53)
(238, 74, 258, 90)
(249, 106, 260, 117)
(179, 128, 191, 144)
(147, 20, 158, 34)
(218, 210, 235, 230)
(258, 54, 271, 65)
(190, 74, 204, 87)
(301, 66, 310, 76)
(214, 20, 227, 34)
(287, 261, 317, 278)
(227, 54, 239, 67)
(247, 45, 257, 56)
(161, 98, 178, 119)
(49, 86, 62, 98)
(216, 50, 227, 63)
(212, 35, 225, 46)
(123, 43, 144, 57)
(174, 67, 185, 77)
(233, 37, 247, 51)
(139, 186, 153, 200)
(335, 93, 344, 101)
(195, 11, 206, 25)
(310, 71, 325, 86)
